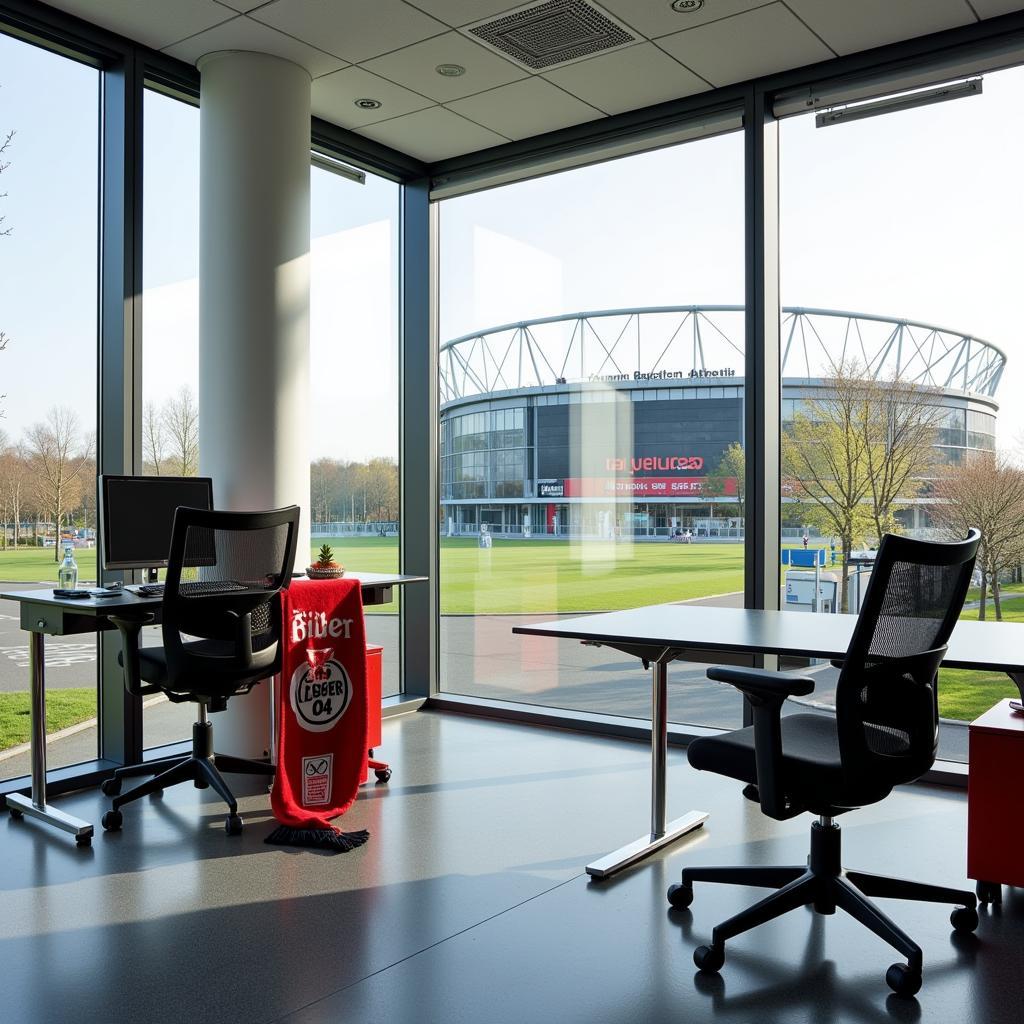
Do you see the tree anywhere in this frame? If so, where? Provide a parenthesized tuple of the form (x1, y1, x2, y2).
(930, 454, 1024, 620)
(861, 373, 940, 540)
(0, 437, 28, 549)
(0, 123, 12, 239)
(782, 364, 875, 611)
(311, 458, 339, 523)
(143, 401, 166, 475)
(162, 386, 199, 476)
(703, 442, 745, 522)
(25, 407, 94, 561)
(363, 457, 399, 522)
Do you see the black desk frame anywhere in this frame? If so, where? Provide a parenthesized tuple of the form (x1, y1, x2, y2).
(1, 573, 425, 845)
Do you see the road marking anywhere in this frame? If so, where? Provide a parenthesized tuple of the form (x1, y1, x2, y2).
(0, 643, 96, 668)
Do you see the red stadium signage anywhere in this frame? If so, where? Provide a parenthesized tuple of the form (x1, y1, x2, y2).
(561, 477, 738, 497)
(605, 456, 705, 472)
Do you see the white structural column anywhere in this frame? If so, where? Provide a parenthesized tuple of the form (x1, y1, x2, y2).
(198, 51, 312, 756)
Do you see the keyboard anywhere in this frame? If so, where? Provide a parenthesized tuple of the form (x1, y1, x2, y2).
(137, 581, 248, 597)
(181, 580, 247, 596)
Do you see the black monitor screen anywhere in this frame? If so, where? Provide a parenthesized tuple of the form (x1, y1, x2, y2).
(100, 475, 214, 570)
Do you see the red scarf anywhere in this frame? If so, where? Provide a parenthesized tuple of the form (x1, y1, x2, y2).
(266, 578, 369, 851)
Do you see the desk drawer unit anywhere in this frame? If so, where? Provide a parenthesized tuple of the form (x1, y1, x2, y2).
(968, 699, 1024, 901)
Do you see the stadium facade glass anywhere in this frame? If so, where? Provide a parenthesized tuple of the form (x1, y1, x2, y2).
(440, 306, 1001, 540)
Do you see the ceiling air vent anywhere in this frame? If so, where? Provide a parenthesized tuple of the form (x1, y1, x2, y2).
(467, 0, 636, 71)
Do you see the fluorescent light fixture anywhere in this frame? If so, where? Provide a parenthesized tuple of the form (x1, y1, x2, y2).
(310, 153, 366, 185)
(815, 78, 982, 128)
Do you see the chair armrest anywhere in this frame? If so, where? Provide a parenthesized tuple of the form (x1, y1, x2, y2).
(706, 665, 814, 821)
(706, 666, 815, 700)
(109, 613, 160, 698)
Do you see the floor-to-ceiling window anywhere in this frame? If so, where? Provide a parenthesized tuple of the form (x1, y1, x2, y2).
(778, 65, 1024, 762)
(0, 32, 99, 779)
(437, 126, 747, 727)
(140, 86, 202, 748)
(310, 157, 402, 696)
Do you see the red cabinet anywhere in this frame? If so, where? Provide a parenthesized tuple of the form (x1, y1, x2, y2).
(968, 699, 1024, 903)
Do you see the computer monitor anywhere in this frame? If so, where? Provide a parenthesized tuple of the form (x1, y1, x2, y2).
(99, 475, 214, 576)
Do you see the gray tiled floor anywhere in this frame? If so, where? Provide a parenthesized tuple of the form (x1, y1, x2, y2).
(1, 711, 1018, 1024)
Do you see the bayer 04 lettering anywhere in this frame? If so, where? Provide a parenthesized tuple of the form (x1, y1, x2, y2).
(290, 609, 354, 643)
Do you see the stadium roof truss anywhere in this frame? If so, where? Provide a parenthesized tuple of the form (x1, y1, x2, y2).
(439, 306, 1005, 405)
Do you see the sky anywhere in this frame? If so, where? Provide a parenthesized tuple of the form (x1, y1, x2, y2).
(1, 31, 1022, 464)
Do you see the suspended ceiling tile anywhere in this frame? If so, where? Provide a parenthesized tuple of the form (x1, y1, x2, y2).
(597, 0, 773, 40)
(359, 106, 509, 162)
(213, 0, 270, 12)
(446, 76, 603, 140)
(543, 41, 709, 114)
(409, 1, 523, 28)
(785, 0, 975, 56)
(313, 67, 435, 128)
(211, 0, 270, 11)
(249, 0, 448, 63)
(970, 1, 1024, 17)
(364, 31, 527, 103)
(44, 0, 231, 50)
(657, 3, 834, 87)
(163, 15, 347, 77)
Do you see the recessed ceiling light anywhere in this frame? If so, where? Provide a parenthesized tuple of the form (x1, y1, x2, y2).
(435, 64, 466, 77)
(671, 0, 704, 11)
(354, 97, 382, 110)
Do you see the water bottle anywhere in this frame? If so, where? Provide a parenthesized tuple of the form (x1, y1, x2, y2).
(58, 544, 78, 590)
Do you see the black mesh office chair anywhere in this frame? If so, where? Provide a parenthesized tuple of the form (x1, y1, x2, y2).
(668, 529, 981, 997)
(101, 506, 300, 836)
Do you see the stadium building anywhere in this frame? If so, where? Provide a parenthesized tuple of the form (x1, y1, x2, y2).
(439, 306, 1004, 539)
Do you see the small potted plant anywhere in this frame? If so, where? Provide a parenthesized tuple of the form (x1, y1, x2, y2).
(307, 543, 345, 579)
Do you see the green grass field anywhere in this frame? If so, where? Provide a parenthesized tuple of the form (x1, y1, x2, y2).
(939, 602, 1024, 722)
(0, 688, 96, 750)
(0, 537, 744, 614)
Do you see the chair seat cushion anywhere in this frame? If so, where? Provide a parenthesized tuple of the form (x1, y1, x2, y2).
(687, 713, 892, 811)
(118, 638, 277, 696)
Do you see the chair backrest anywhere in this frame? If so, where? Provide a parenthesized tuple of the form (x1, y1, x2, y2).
(161, 505, 300, 694)
(835, 528, 980, 791)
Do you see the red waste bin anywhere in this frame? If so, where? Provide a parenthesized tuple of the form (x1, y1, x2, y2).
(362, 644, 391, 784)
(366, 643, 383, 749)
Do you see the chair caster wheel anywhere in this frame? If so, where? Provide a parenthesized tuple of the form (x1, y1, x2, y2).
(9, 807, 24, 820)
(885, 963, 922, 998)
(100, 777, 121, 797)
(950, 905, 979, 932)
(225, 813, 243, 836)
(667, 883, 693, 910)
(374, 767, 392, 783)
(102, 809, 123, 832)
(693, 944, 725, 973)
(76, 834, 92, 848)
(976, 881, 1001, 905)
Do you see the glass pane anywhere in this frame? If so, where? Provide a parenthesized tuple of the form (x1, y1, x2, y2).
(310, 163, 401, 696)
(140, 88, 201, 747)
(779, 67, 1024, 762)
(438, 130, 745, 727)
(0, 35, 99, 778)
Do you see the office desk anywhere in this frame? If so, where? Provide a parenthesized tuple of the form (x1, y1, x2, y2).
(1, 572, 426, 845)
(514, 604, 1024, 879)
